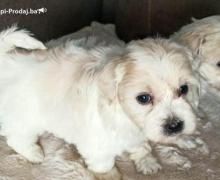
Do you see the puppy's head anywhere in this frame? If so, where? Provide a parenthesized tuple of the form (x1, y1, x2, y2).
(99, 38, 199, 143)
(171, 16, 220, 90)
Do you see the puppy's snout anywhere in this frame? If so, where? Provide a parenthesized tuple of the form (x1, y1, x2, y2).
(164, 117, 184, 135)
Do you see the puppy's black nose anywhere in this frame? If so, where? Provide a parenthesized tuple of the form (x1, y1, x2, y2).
(164, 117, 184, 135)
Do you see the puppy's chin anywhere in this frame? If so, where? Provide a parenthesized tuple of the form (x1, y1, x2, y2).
(144, 125, 195, 144)
(145, 132, 178, 144)
(144, 128, 170, 144)
(148, 133, 192, 147)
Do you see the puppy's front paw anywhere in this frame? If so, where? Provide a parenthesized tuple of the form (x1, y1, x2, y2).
(131, 154, 162, 174)
(156, 145, 191, 170)
(93, 167, 122, 180)
(176, 136, 197, 149)
(25, 145, 44, 163)
(7, 138, 44, 163)
(193, 137, 209, 155)
(176, 136, 209, 155)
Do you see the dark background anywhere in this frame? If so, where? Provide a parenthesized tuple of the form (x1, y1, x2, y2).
(0, 0, 219, 42)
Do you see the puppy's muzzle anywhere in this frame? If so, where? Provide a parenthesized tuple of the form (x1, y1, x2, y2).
(164, 117, 184, 135)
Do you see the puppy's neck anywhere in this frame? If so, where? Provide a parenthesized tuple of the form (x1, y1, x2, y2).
(98, 95, 144, 140)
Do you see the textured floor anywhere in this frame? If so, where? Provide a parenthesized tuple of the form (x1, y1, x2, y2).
(0, 116, 219, 180)
(118, 120, 220, 180)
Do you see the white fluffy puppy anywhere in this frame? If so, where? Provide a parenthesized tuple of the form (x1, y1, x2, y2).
(171, 15, 220, 123)
(0, 27, 199, 176)
(48, 22, 202, 173)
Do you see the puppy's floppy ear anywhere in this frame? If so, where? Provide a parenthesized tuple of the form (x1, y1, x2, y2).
(98, 60, 127, 103)
(191, 35, 206, 56)
(172, 30, 207, 57)
(0, 25, 46, 53)
(187, 75, 201, 109)
(180, 33, 206, 57)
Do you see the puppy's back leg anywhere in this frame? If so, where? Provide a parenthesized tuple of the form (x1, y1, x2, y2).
(0, 26, 46, 52)
(7, 131, 44, 163)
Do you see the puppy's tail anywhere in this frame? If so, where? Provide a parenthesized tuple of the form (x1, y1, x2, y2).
(0, 25, 46, 53)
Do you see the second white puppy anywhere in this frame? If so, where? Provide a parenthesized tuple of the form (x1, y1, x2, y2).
(172, 15, 220, 123)
(0, 27, 199, 176)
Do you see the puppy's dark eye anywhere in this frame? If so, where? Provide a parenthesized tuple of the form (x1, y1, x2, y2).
(178, 84, 188, 97)
(136, 93, 152, 105)
(216, 62, 220, 67)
